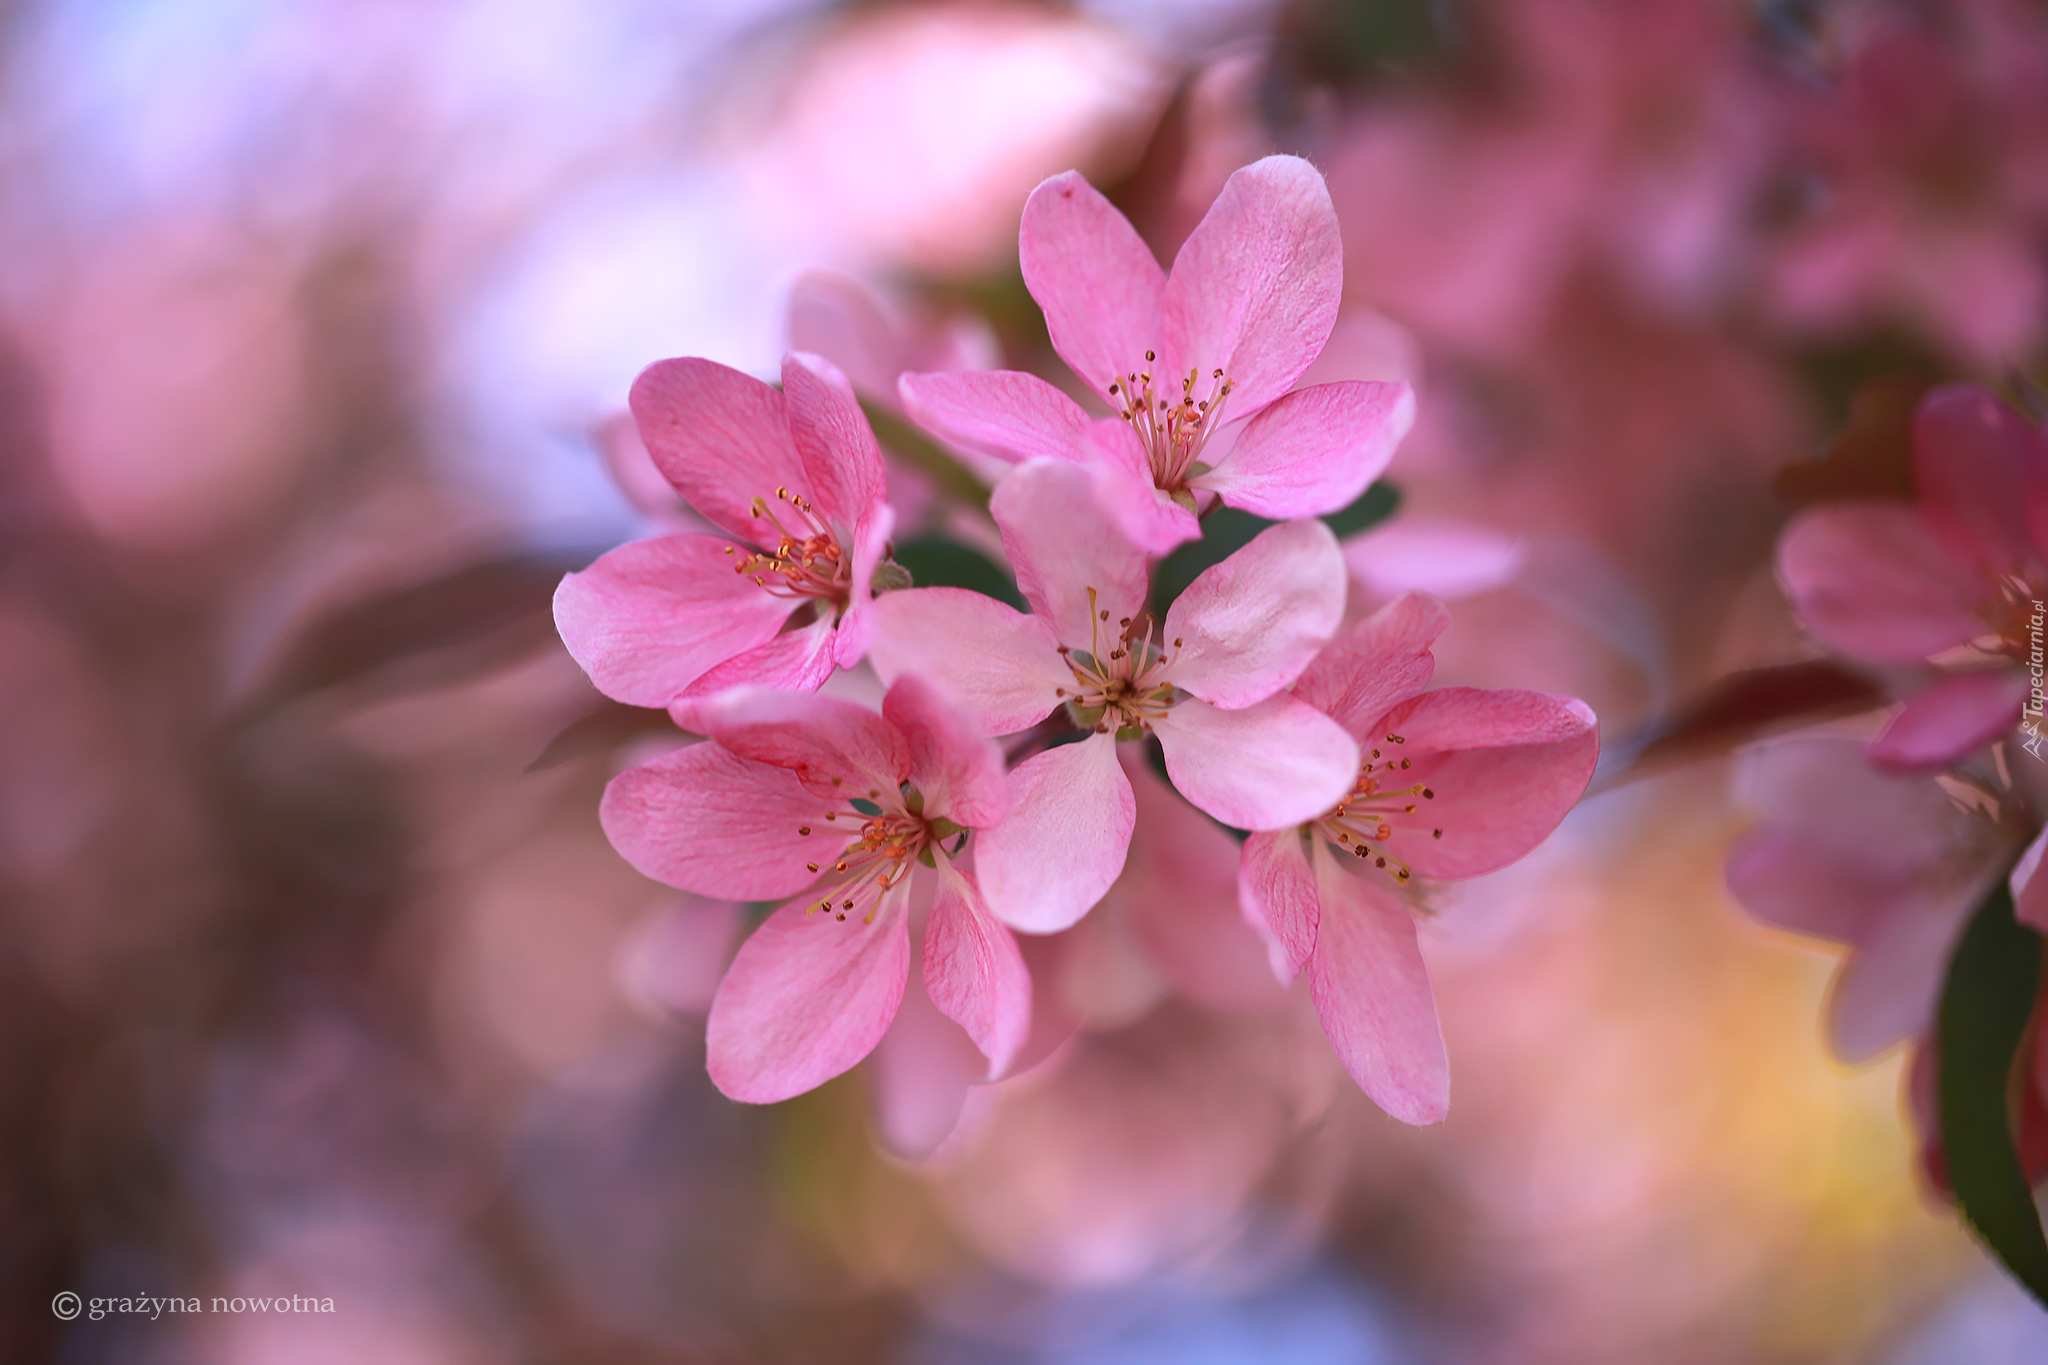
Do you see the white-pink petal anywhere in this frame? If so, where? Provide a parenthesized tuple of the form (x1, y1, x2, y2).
(706, 891, 911, 1103)
(1019, 170, 1167, 399)
(781, 352, 887, 532)
(1306, 843, 1449, 1125)
(1159, 156, 1343, 420)
(553, 535, 793, 707)
(990, 459, 1151, 648)
(698, 689, 908, 800)
(923, 863, 1033, 1078)
(897, 369, 1092, 466)
(1154, 694, 1359, 830)
(974, 734, 1134, 933)
(1292, 590, 1449, 740)
(1239, 828, 1320, 982)
(1165, 518, 1346, 709)
(1195, 380, 1413, 519)
(868, 588, 1069, 736)
(630, 358, 808, 543)
(668, 613, 840, 721)
(882, 674, 1010, 829)
(600, 743, 830, 901)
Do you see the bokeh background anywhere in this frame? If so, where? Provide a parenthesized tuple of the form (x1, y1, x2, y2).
(5, 0, 2048, 1361)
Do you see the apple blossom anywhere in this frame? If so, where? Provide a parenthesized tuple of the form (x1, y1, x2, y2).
(869, 457, 1359, 933)
(897, 156, 1414, 552)
(554, 352, 896, 714)
(1240, 593, 1598, 1123)
(598, 675, 1027, 1103)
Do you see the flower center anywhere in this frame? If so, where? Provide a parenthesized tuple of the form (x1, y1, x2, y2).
(1054, 588, 1182, 739)
(725, 487, 852, 609)
(1107, 350, 1235, 494)
(792, 781, 963, 923)
(1314, 732, 1442, 885)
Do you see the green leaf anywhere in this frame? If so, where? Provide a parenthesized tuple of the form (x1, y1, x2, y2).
(889, 534, 1026, 610)
(1938, 880, 2048, 1307)
(1149, 481, 1400, 615)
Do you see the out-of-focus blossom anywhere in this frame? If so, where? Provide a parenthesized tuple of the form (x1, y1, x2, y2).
(598, 675, 1027, 1102)
(1724, 739, 2021, 1063)
(554, 352, 895, 712)
(1764, 2, 2048, 365)
(1241, 593, 1598, 1122)
(899, 157, 1413, 551)
(871, 458, 1355, 932)
(1779, 385, 2048, 774)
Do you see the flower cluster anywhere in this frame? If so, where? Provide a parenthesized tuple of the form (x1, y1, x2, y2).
(1734, 383, 2048, 1184)
(558, 157, 1599, 1119)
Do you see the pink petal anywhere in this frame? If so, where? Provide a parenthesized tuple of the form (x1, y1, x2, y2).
(897, 369, 1092, 466)
(600, 743, 830, 900)
(782, 352, 888, 532)
(869, 960, 987, 1160)
(1829, 873, 1985, 1063)
(553, 534, 793, 707)
(1371, 688, 1598, 882)
(668, 613, 839, 722)
(1154, 694, 1359, 830)
(882, 674, 1009, 829)
(867, 588, 1068, 736)
(973, 734, 1134, 932)
(1736, 740, 1976, 869)
(1159, 156, 1343, 419)
(829, 502, 895, 670)
(705, 891, 911, 1103)
(630, 358, 807, 543)
(1778, 503, 1985, 662)
(1292, 591, 1449, 740)
(2013, 828, 2048, 935)
(1116, 753, 1288, 1012)
(1019, 170, 1166, 400)
(1343, 516, 1527, 602)
(1725, 828, 1897, 946)
(785, 271, 907, 403)
(1164, 518, 1346, 708)
(923, 862, 1033, 1078)
(1306, 843, 1448, 1124)
(990, 458, 1151, 648)
(1239, 828, 1320, 982)
(1195, 381, 1413, 519)
(1914, 384, 2045, 572)
(1868, 669, 2027, 773)
(697, 689, 908, 800)
(1079, 419, 1201, 554)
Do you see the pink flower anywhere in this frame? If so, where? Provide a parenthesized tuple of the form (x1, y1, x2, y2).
(1724, 738, 2019, 1063)
(1778, 385, 2048, 773)
(869, 458, 1359, 932)
(554, 352, 894, 714)
(1240, 593, 1599, 1123)
(597, 675, 1028, 1103)
(897, 156, 1415, 552)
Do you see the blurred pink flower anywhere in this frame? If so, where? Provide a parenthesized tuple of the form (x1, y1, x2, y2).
(1241, 593, 1599, 1123)
(870, 458, 1356, 933)
(598, 676, 1027, 1103)
(1779, 385, 2048, 773)
(554, 353, 895, 713)
(899, 157, 1414, 551)
(1725, 738, 2021, 1063)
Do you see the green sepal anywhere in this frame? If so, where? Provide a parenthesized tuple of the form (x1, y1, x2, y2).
(917, 845, 937, 869)
(1069, 703, 1107, 728)
(869, 559, 914, 595)
(1937, 879, 2048, 1307)
(902, 784, 925, 815)
(1114, 723, 1146, 742)
(929, 817, 963, 840)
(1169, 488, 1199, 514)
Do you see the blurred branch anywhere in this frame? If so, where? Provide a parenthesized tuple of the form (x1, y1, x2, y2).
(1591, 659, 1886, 792)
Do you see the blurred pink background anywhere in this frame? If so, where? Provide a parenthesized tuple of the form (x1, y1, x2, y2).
(4, 1, 2046, 1361)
